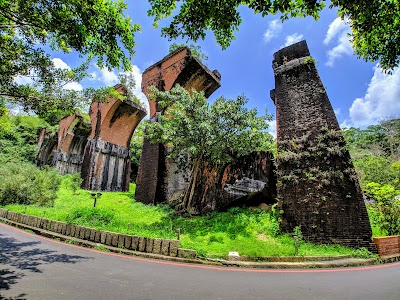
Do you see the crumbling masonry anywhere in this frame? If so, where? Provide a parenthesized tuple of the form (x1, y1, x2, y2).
(37, 84, 147, 192)
(271, 41, 375, 250)
(81, 84, 147, 191)
(135, 47, 221, 204)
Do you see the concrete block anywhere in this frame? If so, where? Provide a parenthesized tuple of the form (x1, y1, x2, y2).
(177, 248, 197, 259)
(161, 240, 170, 256)
(152, 239, 161, 255)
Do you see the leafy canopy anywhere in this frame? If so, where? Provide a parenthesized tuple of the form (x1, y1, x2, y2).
(146, 85, 273, 169)
(148, 0, 400, 71)
(0, 0, 141, 124)
(146, 85, 273, 211)
(365, 182, 400, 236)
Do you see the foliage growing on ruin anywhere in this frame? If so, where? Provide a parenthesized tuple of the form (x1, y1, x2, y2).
(148, 0, 400, 71)
(169, 43, 208, 62)
(145, 85, 273, 212)
(0, 0, 140, 124)
(276, 127, 357, 203)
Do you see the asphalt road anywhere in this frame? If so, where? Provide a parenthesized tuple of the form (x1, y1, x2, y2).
(1, 223, 400, 300)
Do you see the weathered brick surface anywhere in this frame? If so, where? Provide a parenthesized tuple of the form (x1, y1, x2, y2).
(191, 151, 276, 214)
(36, 128, 57, 167)
(136, 47, 221, 205)
(271, 41, 375, 250)
(374, 236, 400, 257)
(52, 113, 91, 175)
(81, 84, 147, 192)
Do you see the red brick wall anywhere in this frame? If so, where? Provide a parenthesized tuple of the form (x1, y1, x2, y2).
(374, 236, 400, 257)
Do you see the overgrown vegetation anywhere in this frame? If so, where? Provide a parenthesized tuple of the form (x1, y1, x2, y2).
(0, 105, 62, 206)
(146, 85, 273, 212)
(2, 176, 369, 258)
(344, 118, 400, 236)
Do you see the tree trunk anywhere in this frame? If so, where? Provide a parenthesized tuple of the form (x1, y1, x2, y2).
(182, 155, 202, 213)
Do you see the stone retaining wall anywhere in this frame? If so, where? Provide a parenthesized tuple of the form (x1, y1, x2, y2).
(374, 236, 400, 257)
(0, 208, 196, 259)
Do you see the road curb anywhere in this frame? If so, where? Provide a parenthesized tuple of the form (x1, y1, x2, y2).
(0, 217, 379, 269)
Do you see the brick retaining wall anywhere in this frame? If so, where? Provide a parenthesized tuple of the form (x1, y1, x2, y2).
(374, 236, 400, 257)
(0, 208, 196, 259)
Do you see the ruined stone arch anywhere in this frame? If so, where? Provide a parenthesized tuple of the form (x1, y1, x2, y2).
(81, 84, 147, 192)
(135, 47, 221, 205)
(53, 112, 91, 175)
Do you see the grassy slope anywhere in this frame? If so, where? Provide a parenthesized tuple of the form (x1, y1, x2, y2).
(3, 176, 372, 258)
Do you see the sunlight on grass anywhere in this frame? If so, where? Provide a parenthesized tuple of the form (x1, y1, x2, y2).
(3, 175, 372, 258)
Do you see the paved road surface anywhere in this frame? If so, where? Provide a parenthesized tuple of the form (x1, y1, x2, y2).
(1, 222, 400, 300)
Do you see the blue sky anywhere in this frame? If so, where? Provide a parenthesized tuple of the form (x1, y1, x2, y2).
(23, 1, 400, 136)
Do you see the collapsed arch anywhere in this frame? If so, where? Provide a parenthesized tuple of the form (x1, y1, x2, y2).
(53, 112, 91, 175)
(135, 47, 221, 204)
(81, 84, 147, 192)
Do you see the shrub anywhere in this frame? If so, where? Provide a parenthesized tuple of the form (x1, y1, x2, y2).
(365, 182, 400, 236)
(0, 159, 61, 206)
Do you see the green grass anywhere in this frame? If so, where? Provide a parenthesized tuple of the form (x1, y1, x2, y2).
(3, 176, 374, 258)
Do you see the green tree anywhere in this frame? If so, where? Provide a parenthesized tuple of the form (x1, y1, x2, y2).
(0, 0, 141, 123)
(146, 85, 273, 212)
(380, 118, 400, 160)
(130, 121, 145, 166)
(148, 0, 400, 71)
(365, 182, 400, 236)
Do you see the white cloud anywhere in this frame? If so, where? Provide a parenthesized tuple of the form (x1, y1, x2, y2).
(267, 119, 277, 138)
(14, 75, 33, 85)
(64, 82, 83, 91)
(340, 119, 352, 129)
(52, 58, 71, 70)
(324, 18, 353, 67)
(348, 64, 400, 127)
(334, 107, 341, 116)
(282, 33, 303, 48)
(264, 20, 282, 43)
(324, 18, 348, 45)
(90, 65, 149, 115)
(97, 68, 119, 86)
(52, 58, 83, 91)
(126, 65, 149, 115)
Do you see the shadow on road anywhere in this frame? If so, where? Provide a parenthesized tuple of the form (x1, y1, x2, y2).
(0, 233, 91, 299)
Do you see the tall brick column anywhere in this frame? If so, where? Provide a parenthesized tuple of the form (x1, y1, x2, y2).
(135, 47, 221, 204)
(271, 41, 375, 250)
